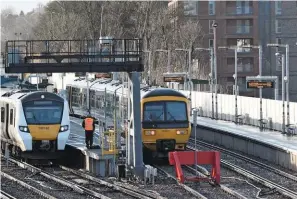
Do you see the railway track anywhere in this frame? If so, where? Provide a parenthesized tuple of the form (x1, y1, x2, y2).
(1, 156, 162, 199)
(154, 164, 247, 199)
(1, 190, 17, 199)
(48, 166, 162, 199)
(188, 138, 297, 199)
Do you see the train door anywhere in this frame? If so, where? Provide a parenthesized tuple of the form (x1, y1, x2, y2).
(5, 104, 11, 139)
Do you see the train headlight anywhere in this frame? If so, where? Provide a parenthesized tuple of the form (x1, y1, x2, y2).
(176, 130, 186, 135)
(60, 125, 69, 132)
(145, 130, 155, 136)
(19, 126, 29, 133)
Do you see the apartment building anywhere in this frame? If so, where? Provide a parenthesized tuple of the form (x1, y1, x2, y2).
(168, 1, 297, 101)
(263, 1, 297, 101)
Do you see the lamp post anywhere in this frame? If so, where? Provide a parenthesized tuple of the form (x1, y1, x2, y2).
(212, 22, 218, 120)
(194, 47, 214, 119)
(218, 46, 239, 124)
(155, 49, 171, 73)
(175, 48, 192, 109)
(143, 50, 151, 85)
(175, 48, 192, 90)
(267, 43, 290, 130)
(155, 49, 171, 87)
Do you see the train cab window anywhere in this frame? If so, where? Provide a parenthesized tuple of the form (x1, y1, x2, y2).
(1, 107, 5, 122)
(143, 101, 188, 122)
(23, 100, 64, 124)
(10, 109, 13, 125)
(166, 101, 188, 121)
(143, 102, 165, 121)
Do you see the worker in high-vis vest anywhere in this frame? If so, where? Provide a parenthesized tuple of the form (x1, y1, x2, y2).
(82, 114, 95, 149)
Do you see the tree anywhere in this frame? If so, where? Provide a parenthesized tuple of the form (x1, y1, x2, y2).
(27, 1, 208, 86)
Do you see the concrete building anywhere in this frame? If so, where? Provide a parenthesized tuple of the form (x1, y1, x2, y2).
(168, 1, 297, 101)
(263, 1, 297, 101)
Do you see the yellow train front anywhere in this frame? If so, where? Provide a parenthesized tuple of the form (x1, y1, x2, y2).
(141, 88, 191, 161)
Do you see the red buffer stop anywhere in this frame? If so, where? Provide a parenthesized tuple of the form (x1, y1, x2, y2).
(168, 151, 221, 184)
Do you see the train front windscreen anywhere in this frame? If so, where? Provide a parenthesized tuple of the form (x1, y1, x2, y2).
(23, 100, 64, 124)
(142, 101, 189, 129)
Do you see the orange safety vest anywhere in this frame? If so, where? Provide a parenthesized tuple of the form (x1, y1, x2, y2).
(84, 118, 94, 131)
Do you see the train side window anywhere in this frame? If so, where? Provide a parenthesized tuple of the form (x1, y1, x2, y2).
(10, 109, 13, 125)
(1, 107, 5, 122)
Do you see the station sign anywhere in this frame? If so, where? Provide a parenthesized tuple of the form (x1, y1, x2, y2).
(246, 81, 275, 89)
(95, 73, 112, 79)
(163, 76, 185, 83)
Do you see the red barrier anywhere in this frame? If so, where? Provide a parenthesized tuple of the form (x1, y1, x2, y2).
(168, 151, 220, 184)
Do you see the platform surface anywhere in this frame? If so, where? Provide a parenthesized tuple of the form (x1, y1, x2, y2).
(191, 116, 297, 153)
(67, 120, 124, 159)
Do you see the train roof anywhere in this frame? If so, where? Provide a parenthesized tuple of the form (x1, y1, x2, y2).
(66, 78, 188, 100)
(1, 91, 64, 102)
(142, 88, 187, 99)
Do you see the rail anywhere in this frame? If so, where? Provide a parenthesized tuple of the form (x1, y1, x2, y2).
(187, 138, 297, 198)
(0, 172, 56, 199)
(154, 165, 209, 199)
(0, 190, 17, 199)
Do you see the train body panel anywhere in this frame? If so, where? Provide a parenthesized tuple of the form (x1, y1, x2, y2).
(0, 90, 70, 159)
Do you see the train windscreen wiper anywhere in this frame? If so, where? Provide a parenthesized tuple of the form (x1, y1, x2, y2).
(32, 113, 40, 124)
(167, 111, 177, 122)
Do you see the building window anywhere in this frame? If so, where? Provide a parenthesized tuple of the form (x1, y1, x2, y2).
(237, 39, 252, 52)
(276, 38, 282, 44)
(236, 0, 251, 14)
(209, 39, 214, 48)
(236, 20, 251, 33)
(209, 1, 215, 15)
(209, 20, 215, 34)
(184, 1, 198, 16)
(227, 57, 253, 72)
(238, 77, 246, 85)
(275, 1, 282, 15)
(275, 20, 281, 33)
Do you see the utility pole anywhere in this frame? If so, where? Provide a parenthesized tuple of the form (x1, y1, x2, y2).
(285, 44, 290, 128)
(143, 50, 151, 85)
(194, 47, 214, 119)
(212, 22, 218, 120)
(218, 46, 239, 123)
(175, 48, 193, 98)
(267, 43, 290, 133)
(155, 49, 171, 87)
(234, 48, 238, 124)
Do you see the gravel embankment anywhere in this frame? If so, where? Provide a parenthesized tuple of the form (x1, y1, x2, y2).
(45, 167, 138, 199)
(187, 141, 291, 199)
(1, 163, 88, 199)
(158, 165, 240, 199)
(1, 176, 47, 199)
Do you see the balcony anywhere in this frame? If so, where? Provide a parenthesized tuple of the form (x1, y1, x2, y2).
(226, 25, 253, 36)
(227, 64, 253, 73)
(226, 7, 253, 16)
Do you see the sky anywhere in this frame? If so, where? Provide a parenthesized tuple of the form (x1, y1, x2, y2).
(1, 0, 51, 14)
